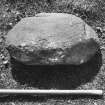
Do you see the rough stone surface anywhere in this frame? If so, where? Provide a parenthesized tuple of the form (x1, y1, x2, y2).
(6, 13, 100, 65)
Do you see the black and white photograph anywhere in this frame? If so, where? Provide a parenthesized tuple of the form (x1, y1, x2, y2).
(0, 0, 105, 104)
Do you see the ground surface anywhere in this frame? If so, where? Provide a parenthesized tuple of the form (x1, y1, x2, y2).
(0, 0, 105, 105)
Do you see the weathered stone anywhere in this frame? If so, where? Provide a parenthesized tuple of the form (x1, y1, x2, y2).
(6, 13, 100, 65)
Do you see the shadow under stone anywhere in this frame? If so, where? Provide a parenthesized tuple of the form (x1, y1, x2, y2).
(11, 50, 102, 89)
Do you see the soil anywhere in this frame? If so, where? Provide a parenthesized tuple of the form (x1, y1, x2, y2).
(0, 0, 105, 105)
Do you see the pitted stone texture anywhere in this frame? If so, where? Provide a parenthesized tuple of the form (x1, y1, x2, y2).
(6, 13, 99, 65)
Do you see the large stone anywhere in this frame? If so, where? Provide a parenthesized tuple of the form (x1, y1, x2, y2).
(6, 13, 100, 65)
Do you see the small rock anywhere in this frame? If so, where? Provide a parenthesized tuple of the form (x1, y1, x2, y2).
(9, 23, 13, 26)
(6, 13, 100, 65)
(3, 60, 8, 65)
